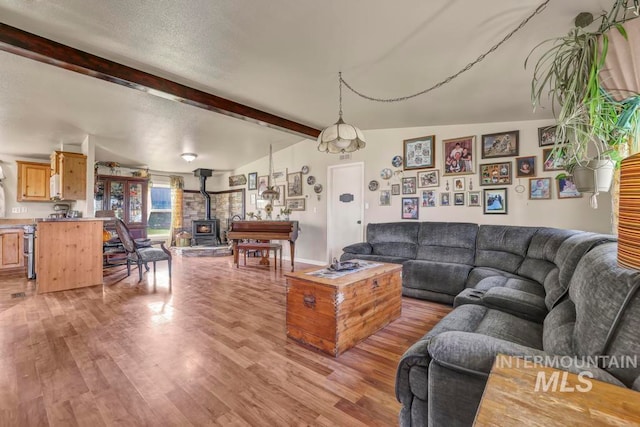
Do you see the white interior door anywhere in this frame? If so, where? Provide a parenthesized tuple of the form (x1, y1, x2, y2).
(327, 162, 364, 262)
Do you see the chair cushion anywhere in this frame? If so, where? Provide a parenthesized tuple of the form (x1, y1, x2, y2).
(130, 247, 170, 262)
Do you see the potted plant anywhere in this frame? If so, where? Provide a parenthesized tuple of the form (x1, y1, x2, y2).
(527, 0, 640, 197)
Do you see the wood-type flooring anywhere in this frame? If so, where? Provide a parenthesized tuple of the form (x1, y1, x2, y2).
(0, 255, 451, 426)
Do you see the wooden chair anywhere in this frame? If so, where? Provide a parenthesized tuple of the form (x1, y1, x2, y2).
(114, 219, 172, 281)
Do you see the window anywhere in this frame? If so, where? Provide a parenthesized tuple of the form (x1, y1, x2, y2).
(147, 185, 171, 237)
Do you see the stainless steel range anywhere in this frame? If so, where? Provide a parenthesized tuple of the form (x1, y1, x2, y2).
(23, 224, 36, 279)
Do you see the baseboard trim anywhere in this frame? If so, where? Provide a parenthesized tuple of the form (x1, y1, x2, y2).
(282, 256, 325, 266)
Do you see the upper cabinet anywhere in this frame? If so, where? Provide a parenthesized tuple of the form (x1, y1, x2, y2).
(50, 151, 87, 200)
(16, 161, 50, 201)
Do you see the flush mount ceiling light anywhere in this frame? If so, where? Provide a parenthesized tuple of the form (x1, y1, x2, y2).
(317, 72, 366, 154)
(181, 153, 198, 162)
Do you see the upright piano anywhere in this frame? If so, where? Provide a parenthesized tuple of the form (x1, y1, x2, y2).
(227, 221, 299, 271)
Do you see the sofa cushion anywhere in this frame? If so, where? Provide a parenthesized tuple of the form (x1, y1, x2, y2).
(545, 232, 617, 310)
(473, 275, 544, 297)
(371, 242, 417, 259)
(415, 222, 478, 265)
(543, 299, 575, 355)
(482, 287, 547, 323)
(403, 260, 472, 296)
(339, 253, 409, 265)
(570, 243, 640, 386)
(366, 222, 420, 260)
(466, 267, 522, 288)
(475, 225, 538, 273)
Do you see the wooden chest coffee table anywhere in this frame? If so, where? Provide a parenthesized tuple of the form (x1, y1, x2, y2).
(284, 261, 402, 357)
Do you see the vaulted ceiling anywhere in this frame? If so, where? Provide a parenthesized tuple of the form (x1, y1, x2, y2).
(0, 0, 614, 172)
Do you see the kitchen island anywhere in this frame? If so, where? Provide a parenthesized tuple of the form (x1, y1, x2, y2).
(36, 218, 104, 293)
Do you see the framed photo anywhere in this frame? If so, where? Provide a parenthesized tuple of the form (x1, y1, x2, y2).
(538, 125, 561, 147)
(417, 170, 439, 188)
(250, 193, 256, 205)
(557, 176, 582, 198)
(379, 190, 391, 206)
(273, 185, 286, 206)
(440, 192, 451, 206)
(402, 177, 417, 194)
(515, 156, 536, 178)
(287, 172, 303, 197)
(483, 188, 508, 214)
(529, 178, 552, 199)
(481, 130, 519, 158)
(468, 191, 481, 207)
(257, 175, 269, 196)
(391, 184, 400, 195)
(401, 197, 419, 220)
(443, 136, 475, 175)
(421, 190, 437, 207)
(285, 198, 306, 211)
(247, 172, 258, 190)
(454, 192, 465, 206)
(543, 147, 567, 171)
(480, 162, 512, 186)
(403, 135, 435, 170)
(228, 174, 247, 187)
(272, 168, 287, 183)
(453, 177, 465, 191)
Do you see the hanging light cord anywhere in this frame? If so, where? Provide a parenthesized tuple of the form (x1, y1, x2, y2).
(340, 0, 551, 103)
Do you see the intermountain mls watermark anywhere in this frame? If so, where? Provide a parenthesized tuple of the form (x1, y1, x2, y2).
(496, 355, 638, 393)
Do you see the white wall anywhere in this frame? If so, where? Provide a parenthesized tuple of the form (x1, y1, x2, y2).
(218, 119, 613, 264)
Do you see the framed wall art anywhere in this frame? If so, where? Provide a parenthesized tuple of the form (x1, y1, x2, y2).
(443, 135, 475, 175)
(379, 190, 391, 206)
(468, 191, 481, 207)
(529, 178, 552, 199)
(250, 193, 256, 205)
(480, 162, 512, 186)
(417, 170, 439, 188)
(515, 156, 536, 178)
(538, 125, 562, 147)
(401, 197, 419, 220)
(453, 177, 465, 191)
(421, 190, 437, 207)
(403, 135, 435, 170)
(247, 172, 258, 190)
(402, 177, 417, 194)
(454, 192, 465, 206)
(481, 130, 519, 158)
(285, 198, 306, 211)
(391, 184, 400, 195)
(483, 188, 508, 214)
(228, 174, 247, 187)
(257, 175, 269, 196)
(557, 176, 582, 199)
(440, 192, 451, 206)
(543, 147, 567, 171)
(287, 172, 303, 197)
(273, 185, 286, 206)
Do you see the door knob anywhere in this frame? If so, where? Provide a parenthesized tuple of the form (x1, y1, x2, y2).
(357, 220, 362, 224)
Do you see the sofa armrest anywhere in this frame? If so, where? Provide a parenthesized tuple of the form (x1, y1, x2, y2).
(428, 331, 625, 386)
(482, 287, 547, 323)
(395, 338, 431, 403)
(342, 242, 372, 255)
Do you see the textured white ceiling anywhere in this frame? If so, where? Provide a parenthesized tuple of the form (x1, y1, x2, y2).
(0, 0, 615, 172)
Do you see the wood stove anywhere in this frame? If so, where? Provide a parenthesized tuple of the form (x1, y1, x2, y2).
(191, 168, 221, 246)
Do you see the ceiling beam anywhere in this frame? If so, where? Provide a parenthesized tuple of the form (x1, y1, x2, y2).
(0, 22, 321, 139)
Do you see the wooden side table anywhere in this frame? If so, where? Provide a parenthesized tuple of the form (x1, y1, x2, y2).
(474, 354, 640, 426)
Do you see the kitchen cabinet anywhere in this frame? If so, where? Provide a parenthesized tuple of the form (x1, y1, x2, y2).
(50, 151, 87, 200)
(16, 161, 50, 201)
(0, 228, 24, 271)
(95, 175, 148, 239)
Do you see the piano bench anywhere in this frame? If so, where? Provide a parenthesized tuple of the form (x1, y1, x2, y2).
(236, 242, 282, 271)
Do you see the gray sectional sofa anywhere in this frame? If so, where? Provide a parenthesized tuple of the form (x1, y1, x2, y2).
(340, 222, 640, 426)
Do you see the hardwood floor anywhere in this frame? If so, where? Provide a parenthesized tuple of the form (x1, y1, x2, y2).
(0, 255, 451, 426)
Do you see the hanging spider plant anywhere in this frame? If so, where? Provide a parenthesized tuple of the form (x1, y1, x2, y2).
(526, 0, 640, 171)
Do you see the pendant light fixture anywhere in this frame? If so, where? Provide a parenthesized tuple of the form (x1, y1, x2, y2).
(261, 144, 280, 218)
(317, 72, 366, 154)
